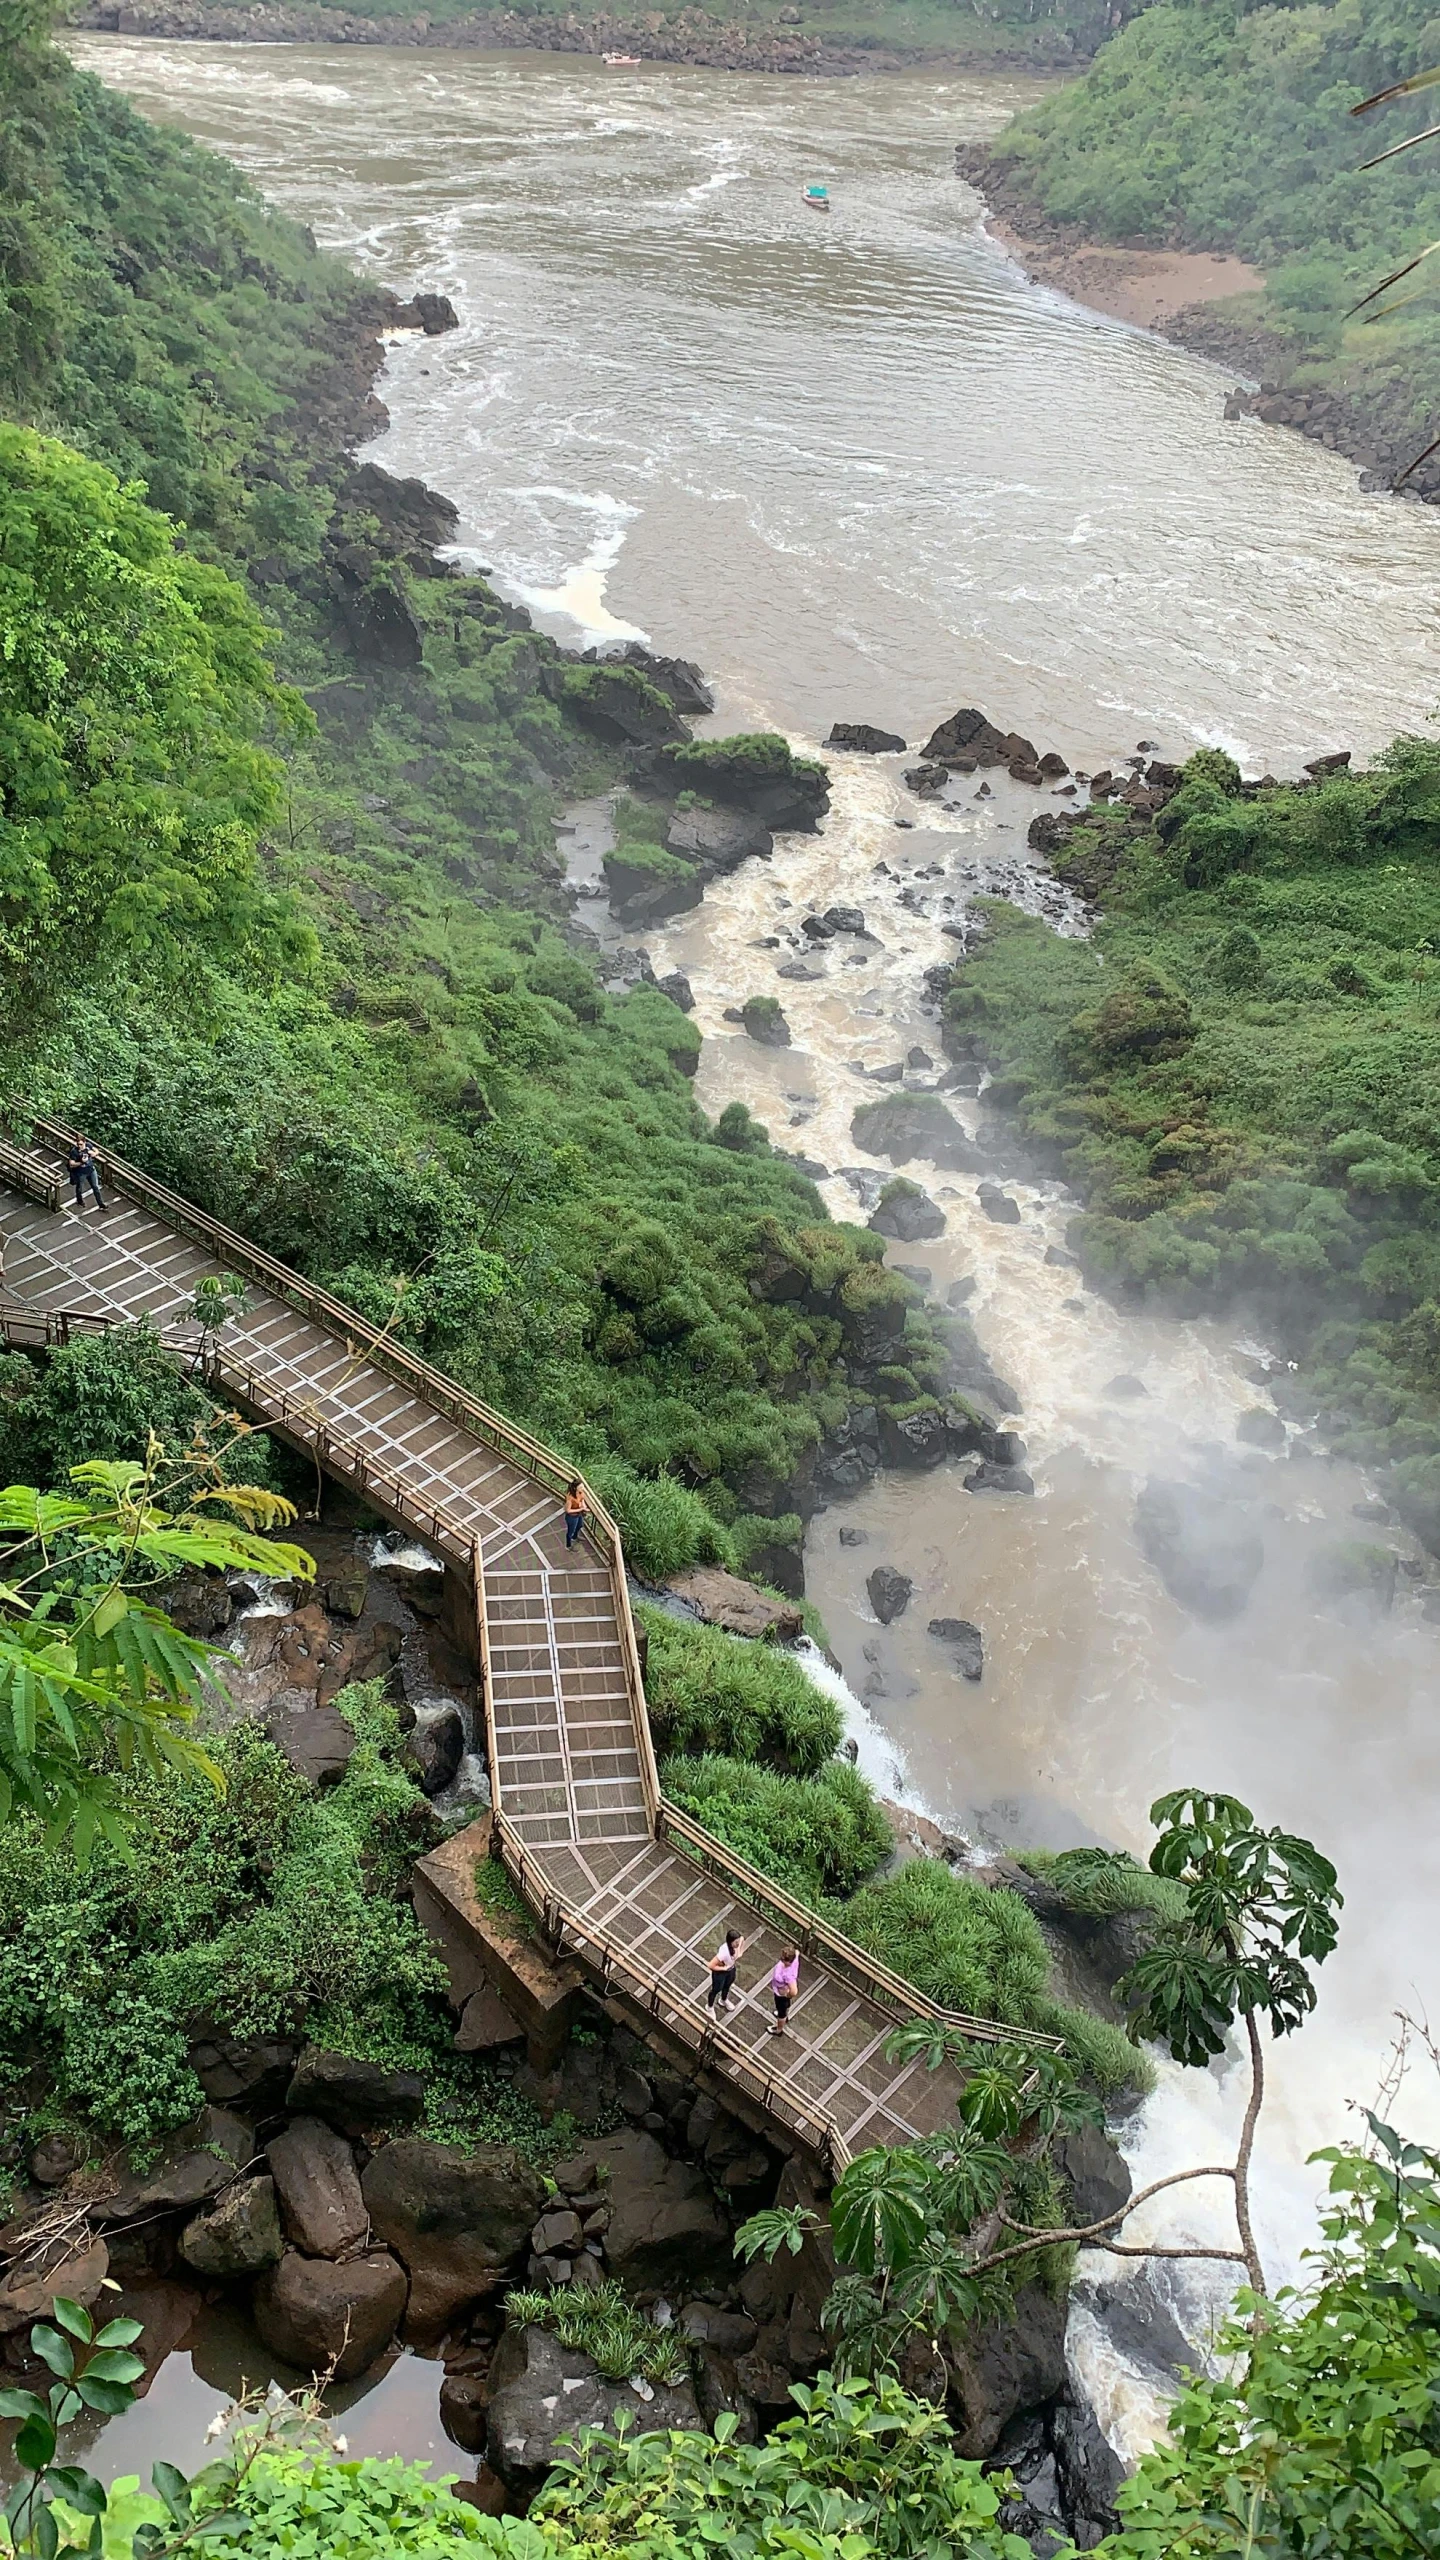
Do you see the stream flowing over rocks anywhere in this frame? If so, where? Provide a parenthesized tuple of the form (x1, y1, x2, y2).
(65, 26, 1440, 2497)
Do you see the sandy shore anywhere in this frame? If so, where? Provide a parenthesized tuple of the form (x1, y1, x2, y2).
(988, 217, 1264, 329)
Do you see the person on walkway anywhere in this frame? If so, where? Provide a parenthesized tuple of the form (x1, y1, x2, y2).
(707, 1927, 745, 2017)
(770, 1944, 800, 2036)
(563, 1478, 589, 1549)
(66, 1134, 105, 1214)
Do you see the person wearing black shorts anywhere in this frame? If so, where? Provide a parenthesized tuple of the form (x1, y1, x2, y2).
(707, 1927, 745, 2016)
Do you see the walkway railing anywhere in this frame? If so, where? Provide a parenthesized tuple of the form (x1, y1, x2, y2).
(0, 1119, 1064, 2159)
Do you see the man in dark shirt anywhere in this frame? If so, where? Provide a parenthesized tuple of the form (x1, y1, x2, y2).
(66, 1135, 105, 1213)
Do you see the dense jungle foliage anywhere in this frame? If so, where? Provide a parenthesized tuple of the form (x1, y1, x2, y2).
(0, 10, 921, 1573)
(988, 0, 1440, 439)
(228, 0, 1155, 65)
(947, 742, 1440, 1542)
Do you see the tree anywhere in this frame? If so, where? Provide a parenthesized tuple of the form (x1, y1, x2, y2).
(0, 426, 312, 1032)
(0, 1443, 313, 1856)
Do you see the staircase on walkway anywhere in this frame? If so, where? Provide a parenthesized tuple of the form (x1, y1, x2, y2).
(0, 1122, 1058, 2171)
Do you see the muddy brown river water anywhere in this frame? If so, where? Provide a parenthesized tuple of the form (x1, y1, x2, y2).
(62, 30, 1440, 2455)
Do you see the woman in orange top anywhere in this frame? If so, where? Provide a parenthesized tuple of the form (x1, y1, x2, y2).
(564, 1478, 589, 1550)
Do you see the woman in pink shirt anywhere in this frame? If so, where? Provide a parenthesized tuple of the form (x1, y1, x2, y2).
(770, 1944, 800, 2036)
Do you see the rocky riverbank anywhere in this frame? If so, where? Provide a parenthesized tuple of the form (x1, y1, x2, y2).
(66, 3, 1045, 73)
(958, 143, 1440, 508)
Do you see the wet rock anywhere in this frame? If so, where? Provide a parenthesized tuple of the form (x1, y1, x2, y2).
(777, 958, 826, 981)
(29, 2133, 85, 2187)
(323, 1566, 369, 1620)
(977, 1182, 1022, 1224)
(927, 1617, 984, 1681)
(1054, 2124, 1131, 2229)
(1103, 1374, 1147, 1399)
(1236, 1406, 1285, 1450)
(822, 904, 867, 934)
(656, 969, 695, 1011)
(895, 1262, 932, 1289)
(964, 1461, 1036, 1496)
(681, 2303, 758, 2353)
(654, 740, 829, 834)
(285, 2049, 426, 2136)
(407, 1702, 466, 1795)
(362, 2141, 546, 2336)
(191, 2036, 300, 2114)
(851, 1095, 983, 1171)
(867, 1565, 913, 1624)
(666, 804, 773, 870)
(563, 664, 690, 748)
(947, 2282, 1068, 2459)
(839, 1526, 867, 1547)
(1135, 1478, 1264, 1622)
(455, 1984, 526, 2054)
(923, 706, 1038, 770)
(1053, 2395, 1126, 2542)
(824, 723, 906, 754)
(267, 2117, 367, 2259)
(181, 2174, 285, 2277)
(664, 1567, 802, 1642)
(390, 290, 459, 335)
(905, 761, 950, 798)
(906, 1045, 934, 1070)
(880, 1406, 950, 1469)
(590, 642, 713, 716)
(869, 1179, 945, 1244)
(1304, 748, 1351, 777)
(739, 995, 791, 1048)
(868, 1060, 904, 1082)
(253, 2248, 407, 2382)
(551, 2129, 731, 2293)
(532, 2207, 583, 2256)
(265, 1701, 358, 1788)
(0, 2238, 109, 2335)
(1044, 1245, 1079, 1268)
(486, 2326, 703, 2496)
(439, 2367, 491, 2453)
(164, 1570, 233, 1639)
(1084, 2278, 1194, 2383)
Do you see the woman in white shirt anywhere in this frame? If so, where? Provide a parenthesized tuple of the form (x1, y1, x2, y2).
(707, 1927, 745, 2016)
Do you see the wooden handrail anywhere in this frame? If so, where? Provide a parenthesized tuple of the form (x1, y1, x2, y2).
(656, 1800, 1064, 2053)
(493, 1812, 851, 2172)
(0, 1129, 1066, 2150)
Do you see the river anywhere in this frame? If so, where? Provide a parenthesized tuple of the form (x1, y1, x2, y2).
(65, 31, 1440, 2466)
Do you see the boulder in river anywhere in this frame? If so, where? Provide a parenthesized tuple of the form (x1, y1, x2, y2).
(867, 1565, 913, 1625)
(927, 1616, 983, 1681)
(587, 640, 714, 716)
(869, 1178, 945, 1244)
(267, 2116, 368, 2259)
(1236, 1405, 1286, 1450)
(852, 1094, 982, 1171)
(654, 736, 829, 833)
(739, 995, 791, 1048)
(666, 804, 773, 871)
(922, 706, 1039, 771)
(181, 2175, 284, 2278)
(823, 903, 867, 934)
(824, 722, 907, 753)
(1103, 1374, 1147, 1399)
(1134, 1477, 1264, 1621)
(964, 1461, 1036, 1496)
(252, 2248, 407, 2382)
(657, 969, 695, 1011)
(977, 1182, 1022, 1224)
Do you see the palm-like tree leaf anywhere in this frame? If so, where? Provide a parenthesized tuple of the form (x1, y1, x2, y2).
(1347, 238, 1440, 317)
(1352, 66, 1440, 116)
(1359, 118, 1440, 173)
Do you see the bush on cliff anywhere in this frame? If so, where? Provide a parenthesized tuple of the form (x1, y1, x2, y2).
(638, 1604, 842, 1774)
(661, 1753, 891, 1902)
(947, 741, 1440, 1519)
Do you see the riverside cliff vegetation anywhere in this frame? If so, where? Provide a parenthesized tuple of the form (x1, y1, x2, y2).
(983, 0, 1440, 448)
(0, 3, 911, 1576)
(946, 743, 1440, 1544)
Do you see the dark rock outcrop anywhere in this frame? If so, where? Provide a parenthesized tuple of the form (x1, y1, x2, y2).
(964, 1461, 1036, 1496)
(869, 1180, 944, 1243)
(267, 2117, 368, 2259)
(1054, 2124, 1132, 2230)
(588, 642, 713, 716)
(740, 996, 791, 1048)
(851, 1095, 982, 1171)
(361, 2140, 546, 2336)
(866, 1565, 913, 1625)
(252, 2248, 407, 2381)
(824, 722, 907, 754)
(180, 2175, 284, 2277)
(947, 2282, 1069, 2459)
(927, 1616, 984, 1682)
(977, 1182, 1022, 1225)
(552, 2129, 732, 2293)
(486, 2326, 703, 2496)
(285, 2048, 426, 2135)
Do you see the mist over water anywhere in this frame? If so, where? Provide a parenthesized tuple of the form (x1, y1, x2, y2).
(74, 33, 1440, 2437)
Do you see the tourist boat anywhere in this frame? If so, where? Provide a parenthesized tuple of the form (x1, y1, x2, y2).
(803, 185, 830, 213)
(602, 51, 642, 64)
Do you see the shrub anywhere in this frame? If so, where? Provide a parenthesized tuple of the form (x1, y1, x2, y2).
(661, 1754, 890, 1902)
(1017, 1845, 1189, 1924)
(638, 1606, 840, 1774)
(504, 2280, 690, 2386)
(584, 1458, 735, 1581)
(840, 1861, 1049, 2022)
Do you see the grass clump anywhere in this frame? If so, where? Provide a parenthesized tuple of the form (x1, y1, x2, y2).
(1018, 1845, 1190, 1925)
(505, 2279, 691, 2386)
(661, 1754, 890, 1903)
(639, 1606, 840, 1775)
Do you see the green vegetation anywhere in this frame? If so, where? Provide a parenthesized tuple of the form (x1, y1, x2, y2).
(0, 1688, 568, 2166)
(246, 0, 1147, 64)
(503, 2280, 691, 2386)
(948, 743, 1440, 1542)
(1017, 1844, 1190, 1923)
(840, 1858, 1148, 2095)
(988, 0, 1440, 450)
(661, 1752, 892, 1901)
(638, 1604, 842, 1772)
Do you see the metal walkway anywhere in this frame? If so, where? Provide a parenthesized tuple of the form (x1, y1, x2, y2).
(0, 1122, 1057, 2170)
